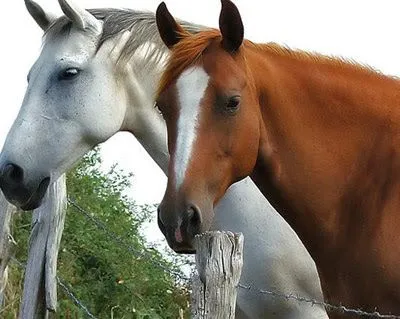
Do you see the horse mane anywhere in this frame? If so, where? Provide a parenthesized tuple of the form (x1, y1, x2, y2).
(251, 42, 382, 74)
(44, 8, 204, 70)
(157, 28, 388, 98)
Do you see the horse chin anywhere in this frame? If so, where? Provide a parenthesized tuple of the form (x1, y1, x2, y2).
(21, 200, 42, 211)
(170, 243, 196, 254)
(23, 177, 51, 211)
(175, 249, 196, 255)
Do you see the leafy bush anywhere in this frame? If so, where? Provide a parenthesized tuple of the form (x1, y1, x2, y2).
(2, 150, 190, 318)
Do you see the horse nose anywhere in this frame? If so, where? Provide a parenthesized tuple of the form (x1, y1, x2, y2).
(157, 202, 202, 253)
(0, 162, 28, 207)
(0, 162, 50, 210)
(1, 163, 24, 185)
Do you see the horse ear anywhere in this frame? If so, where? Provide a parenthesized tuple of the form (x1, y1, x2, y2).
(219, 0, 244, 52)
(58, 0, 102, 33)
(24, 0, 56, 30)
(156, 2, 185, 49)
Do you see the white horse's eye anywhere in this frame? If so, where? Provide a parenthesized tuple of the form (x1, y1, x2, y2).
(154, 102, 163, 117)
(59, 68, 80, 80)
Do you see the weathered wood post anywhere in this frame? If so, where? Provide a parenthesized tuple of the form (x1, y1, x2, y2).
(0, 192, 16, 307)
(191, 231, 244, 319)
(19, 175, 67, 318)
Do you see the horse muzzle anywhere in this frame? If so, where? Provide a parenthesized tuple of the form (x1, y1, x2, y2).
(157, 203, 203, 254)
(0, 163, 50, 210)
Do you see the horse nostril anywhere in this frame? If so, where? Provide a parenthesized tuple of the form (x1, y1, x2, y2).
(187, 204, 202, 229)
(3, 163, 24, 184)
(157, 206, 167, 234)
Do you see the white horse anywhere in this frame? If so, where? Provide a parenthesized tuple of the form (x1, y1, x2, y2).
(0, 1, 328, 318)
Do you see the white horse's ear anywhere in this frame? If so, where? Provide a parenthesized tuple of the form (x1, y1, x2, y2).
(58, 0, 102, 33)
(24, 0, 57, 30)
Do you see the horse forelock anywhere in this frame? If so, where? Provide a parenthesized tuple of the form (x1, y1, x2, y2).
(43, 8, 204, 70)
(157, 29, 222, 98)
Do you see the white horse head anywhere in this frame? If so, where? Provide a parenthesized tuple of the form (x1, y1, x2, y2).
(0, 0, 188, 210)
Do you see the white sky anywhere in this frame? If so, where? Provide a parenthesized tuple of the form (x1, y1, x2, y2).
(1, 0, 400, 244)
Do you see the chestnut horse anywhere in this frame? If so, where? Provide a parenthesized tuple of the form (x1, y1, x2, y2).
(155, 0, 400, 317)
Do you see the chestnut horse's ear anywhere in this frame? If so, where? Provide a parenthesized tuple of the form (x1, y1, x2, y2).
(156, 2, 185, 49)
(219, 0, 244, 53)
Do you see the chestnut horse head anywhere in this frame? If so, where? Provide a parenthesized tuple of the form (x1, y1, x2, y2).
(156, 0, 400, 314)
(156, 0, 260, 252)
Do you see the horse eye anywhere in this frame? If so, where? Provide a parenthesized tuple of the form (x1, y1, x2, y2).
(59, 68, 80, 80)
(155, 101, 167, 118)
(225, 96, 240, 113)
(154, 103, 163, 116)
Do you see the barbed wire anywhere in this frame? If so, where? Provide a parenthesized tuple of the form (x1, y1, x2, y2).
(57, 278, 97, 319)
(238, 283, 400, 318)
(11, 258, 97, 319)
(67, 197, 400, 318)
(11, 256, 399, 319)
(67, 197, 190, 282)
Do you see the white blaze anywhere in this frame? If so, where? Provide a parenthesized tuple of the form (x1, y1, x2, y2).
(174, 66, 210, 190)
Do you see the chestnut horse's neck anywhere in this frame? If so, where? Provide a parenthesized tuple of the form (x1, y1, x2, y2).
(246, 45, 400, 310)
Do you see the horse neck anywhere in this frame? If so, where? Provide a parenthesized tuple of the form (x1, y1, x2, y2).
(121, 57, 169, 174)
(247, 46, 400, 257)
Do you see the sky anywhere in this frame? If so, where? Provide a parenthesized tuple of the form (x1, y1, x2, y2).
(1, 0, 400, 245)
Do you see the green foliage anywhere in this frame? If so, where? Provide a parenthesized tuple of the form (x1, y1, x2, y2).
(3, 150, 190, 318)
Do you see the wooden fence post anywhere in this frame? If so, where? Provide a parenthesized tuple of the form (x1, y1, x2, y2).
(0, 192, 16, 307)
(191, 231, 244, 319)
(19, 175, 67, 319)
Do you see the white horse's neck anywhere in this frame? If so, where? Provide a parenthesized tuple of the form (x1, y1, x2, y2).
(120, 56, 169, 174)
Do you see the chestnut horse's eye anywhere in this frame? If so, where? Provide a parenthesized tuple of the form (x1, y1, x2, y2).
(58, 68, 80, 81)
(225, 96, 240, 114)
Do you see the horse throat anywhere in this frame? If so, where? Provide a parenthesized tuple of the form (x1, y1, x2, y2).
(122, 59, 169, 173)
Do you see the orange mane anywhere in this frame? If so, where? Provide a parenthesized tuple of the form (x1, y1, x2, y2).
(157, 28, 387, 98)
(157, 29, 221, 97)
